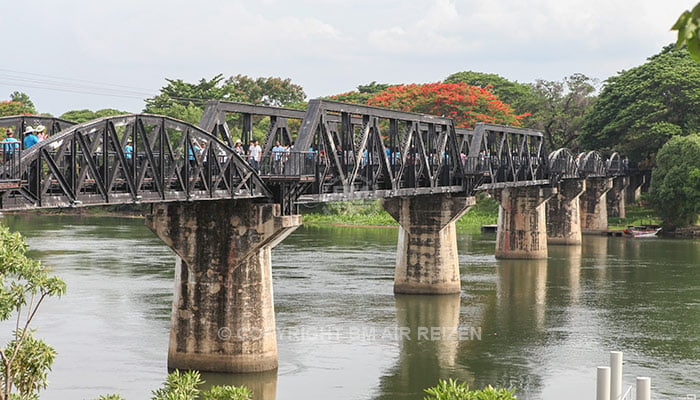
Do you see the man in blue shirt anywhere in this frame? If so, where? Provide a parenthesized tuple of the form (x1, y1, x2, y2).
(23, 127, 39, 149)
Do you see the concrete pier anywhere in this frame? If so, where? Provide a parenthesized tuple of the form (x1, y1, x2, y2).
(547, 179, 585, 245)
(382, 194, 474, 294)
(625, 173, 646, 205)
(606, 176, 628, 218)
(581, 177, 612, 234)
(146, 200, 301, 373)
(494, 186, 555, 259)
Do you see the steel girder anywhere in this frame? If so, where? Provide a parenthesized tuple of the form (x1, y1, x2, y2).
(295, 100, 466, 202)
(468, 123, 549, 189)
(0, 114, 269, 210)
(0, 115, 76, 137)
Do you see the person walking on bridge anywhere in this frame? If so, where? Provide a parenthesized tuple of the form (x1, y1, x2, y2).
(2, 128, 20, 163)
(248, 139, 262, 172)
(23, 126, 39, 149)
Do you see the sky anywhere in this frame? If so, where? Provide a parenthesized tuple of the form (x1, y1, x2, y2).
(0, 0, 695, 116)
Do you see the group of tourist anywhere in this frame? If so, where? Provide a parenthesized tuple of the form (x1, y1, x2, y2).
(1, 124, 49, 163)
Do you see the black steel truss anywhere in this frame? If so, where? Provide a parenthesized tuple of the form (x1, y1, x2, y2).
(295, 100, 467, 202)
(0, 115, 269, 210)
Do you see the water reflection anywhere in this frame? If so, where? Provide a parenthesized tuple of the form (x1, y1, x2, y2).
(375, 294, 465, 400)
(202, 370, 277, 400)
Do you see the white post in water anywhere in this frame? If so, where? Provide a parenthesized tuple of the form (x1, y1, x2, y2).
(636, 377, 651, 400)
(597, 366, 611, 400)
(610, 351, 623, 400)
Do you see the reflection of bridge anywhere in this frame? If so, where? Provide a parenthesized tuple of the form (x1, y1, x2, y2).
(0, 101, 647, 374)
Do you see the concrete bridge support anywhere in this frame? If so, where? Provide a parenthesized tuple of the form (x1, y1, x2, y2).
(146, 199, 301, 373)
(382, 194, 474, 294)
(494, 186, 555, 259)
(547, 180, 585, 245)
(625, 173, 645, 205)
(606, 176, 629, 218)
(581, 178, 612, 234)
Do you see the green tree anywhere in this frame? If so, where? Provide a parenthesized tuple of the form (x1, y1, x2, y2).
(0, 101, 34, 117)
(444, 71, 535, 115)
(0, 224, 66, 400)
(672, 3, 700, 60)
(648, 134, 700, 229)
(60, 108, 129, 123)
(9, 92, 36, 114)
(144, 74, 306, 124)
(328, 81, 393, 104)
(525, 73, 597, 150)
(579, 45, 700, 166)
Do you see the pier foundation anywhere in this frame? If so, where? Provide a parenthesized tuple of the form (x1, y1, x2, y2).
(146, 200, 301, 373)
(581, 177, 612, 234)
(547, 179, 585, 245)
(383, 194, 473, 294)
(494, 186, 555, 259)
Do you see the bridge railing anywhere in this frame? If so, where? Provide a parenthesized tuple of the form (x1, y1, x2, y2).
(257, 151, 317, 178)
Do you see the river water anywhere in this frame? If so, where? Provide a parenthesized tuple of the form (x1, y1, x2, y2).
(1, 214, 698, 399)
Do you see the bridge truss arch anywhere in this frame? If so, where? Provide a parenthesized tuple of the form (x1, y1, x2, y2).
(577, 151, 606, 178)
(548, 148, 580, 183)
(0, 115, 76, 138)
(0, 114, 269, 210)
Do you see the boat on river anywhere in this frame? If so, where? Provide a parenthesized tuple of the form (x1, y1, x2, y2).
(622, 225, 662, 238)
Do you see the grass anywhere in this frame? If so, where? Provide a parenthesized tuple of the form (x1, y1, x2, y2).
(607, 205, 661, 230)
(299, 195, 499, 232)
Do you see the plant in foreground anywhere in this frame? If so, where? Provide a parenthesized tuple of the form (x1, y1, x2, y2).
(424, 378, 517, 400)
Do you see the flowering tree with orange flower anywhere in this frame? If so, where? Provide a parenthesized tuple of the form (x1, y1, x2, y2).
(365, 82, 528, 129)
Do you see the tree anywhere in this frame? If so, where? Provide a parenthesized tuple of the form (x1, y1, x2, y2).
(579, 45, 700, 166)
(0, 224, 66, 400)
(0, 101, 34, 117)
(328, 81, 393, 104)
(143, 74, 306, 124)
(672, 3, 700, 60)
(60, 108, 129, 123)
(9, 92, 36, 114)
(366, 82, 527, 128)
(443, 71, 535, 115)
(648, 134, 700, 229)
(525, 73, 597, 150)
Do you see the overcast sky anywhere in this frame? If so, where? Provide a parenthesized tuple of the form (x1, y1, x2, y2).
(0, 0, 694, 116)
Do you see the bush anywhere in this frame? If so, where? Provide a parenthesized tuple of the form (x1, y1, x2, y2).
(423, 379, 517, 400)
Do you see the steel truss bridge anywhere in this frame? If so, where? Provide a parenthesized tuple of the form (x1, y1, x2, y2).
(0, 100, 631, 213)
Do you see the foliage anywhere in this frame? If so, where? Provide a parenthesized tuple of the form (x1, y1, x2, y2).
(423, 379, 517, 400)
(149, 370, 251, 400)
(607, 204, 662, 230)
(672, 3, 700, 60)
(444, 71, 535, 116)
(524, 73, 597, 150)
(579, 45, 700, 166)
(0, 224, 66, 400)
(59, 109, 129, 123)
(143, 74, 306, 124)
(200, 385, 252, 400)
(328, 81, 393, 104)
(366, 82, 528, 128)
(648, 134, 700, 229)
(0, 101, 34, 117)
(95, 395, 125, 400)
(9, 93, 36, 114)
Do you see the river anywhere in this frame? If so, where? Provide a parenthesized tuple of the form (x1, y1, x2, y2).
(1, 214, 698, 399)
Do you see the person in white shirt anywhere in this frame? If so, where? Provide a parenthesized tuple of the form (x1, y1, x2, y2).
(247, 139, 262, 172)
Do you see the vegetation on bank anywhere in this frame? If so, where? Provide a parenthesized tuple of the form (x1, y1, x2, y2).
(300, 194, 498, 233)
